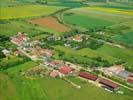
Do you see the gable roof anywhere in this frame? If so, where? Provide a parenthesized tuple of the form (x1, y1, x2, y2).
(79, 72, 98, 81)
(59, 66, 73, 74)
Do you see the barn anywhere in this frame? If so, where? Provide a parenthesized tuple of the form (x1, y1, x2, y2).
(99, 78, 119, 91)
(79, 72, 98, 81)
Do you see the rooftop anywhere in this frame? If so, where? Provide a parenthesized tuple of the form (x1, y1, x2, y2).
(79, 72, 98, 81)
(59, 66, 73, 74)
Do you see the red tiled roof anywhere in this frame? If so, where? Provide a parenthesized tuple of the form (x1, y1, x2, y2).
(127, 79, 133, 84)
(59, 66, 73, 74)
(79, 72, 98, 81)
(128, 74, 133, 77)
(50, 71, 59, 77)
(99, 78, 119, 89)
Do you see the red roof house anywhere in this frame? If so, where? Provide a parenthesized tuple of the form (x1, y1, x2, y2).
(79, 72, 98, 81)
(99, 78, 119, 90)
(59, 66, 73, 74)
(50, 71, 59, 78)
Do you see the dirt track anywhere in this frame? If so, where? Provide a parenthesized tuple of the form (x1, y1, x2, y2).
(30, 17, 71, 32)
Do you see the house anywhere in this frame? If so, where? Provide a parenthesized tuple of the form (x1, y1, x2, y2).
(99, 78, 119, 91)
(47, 36, 61, 41)
(50, 71, 59, 78)
(59, 66, 73, 74)
(72, 35, 83, 42)
(2, 49, 11, 56)
(11, 32, 28, 46)
(14, 50, 22, 56)
(32, 47, 54, 57)
(48, 60, 64, 68)
(43, 49, 53, 57)
(79, 72, 98, 81)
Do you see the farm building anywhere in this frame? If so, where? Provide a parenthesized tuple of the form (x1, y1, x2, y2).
(104, 65, 124, 75)
(2, 49, 11, 56)
(127, 79, 133, 84)
(79, 72, 98, 81)
(117, 70, 133, 79)
(59, 66, 73, 74)
(99, 78, 119, 91)
(127, 74, 133, 84)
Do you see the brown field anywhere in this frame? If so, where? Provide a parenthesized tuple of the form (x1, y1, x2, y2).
(30, 17, 71, 32)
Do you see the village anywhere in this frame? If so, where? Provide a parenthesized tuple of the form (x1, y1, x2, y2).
(2, 32, 133, 94)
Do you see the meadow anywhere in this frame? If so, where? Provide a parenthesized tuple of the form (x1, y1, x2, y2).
(53, 45, 133, 70)
(96, 44, 133, 68)
(53, 45, 117, 63)
(0, 5, 64, 19)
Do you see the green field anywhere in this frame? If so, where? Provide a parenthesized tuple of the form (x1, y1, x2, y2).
(96, 44, 133, 67)
(0, 5, 64, 19)
(53, 45, 133, 68)
(0, 20, 62, 37)
(63, 13, 114, 29)
(53, 45, 117, 63)
(112, 32, 133, 46)
(0, 61, 133, 100)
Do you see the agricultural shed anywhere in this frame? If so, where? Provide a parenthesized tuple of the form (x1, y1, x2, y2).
(79, 72, 98, 81)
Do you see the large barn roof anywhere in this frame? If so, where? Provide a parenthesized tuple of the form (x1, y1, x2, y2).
(79, 72, 98, 81)
(99, 78, 119, 89)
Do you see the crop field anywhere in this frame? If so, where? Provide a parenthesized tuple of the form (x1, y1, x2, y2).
(85, 7, 133, 16)
(63, 13, 114, 29)
(0, 5, 64, 19)
(67, 7, 132, 23)
(0, 20, 63, 37)
(30, 17, 71, 32)
(0, 61, 133, 100)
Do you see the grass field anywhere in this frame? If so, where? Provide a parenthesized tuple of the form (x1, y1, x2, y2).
(53, 45, 133, 69)
(0, 61, 133, 100)
(0, 5, 64, 19)
(112, 32, 133, 46)
(53, 45, 117, 63)
(96, 44, 133, 67)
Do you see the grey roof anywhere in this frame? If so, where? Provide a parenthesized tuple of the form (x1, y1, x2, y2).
(117, 70, 132, 79)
